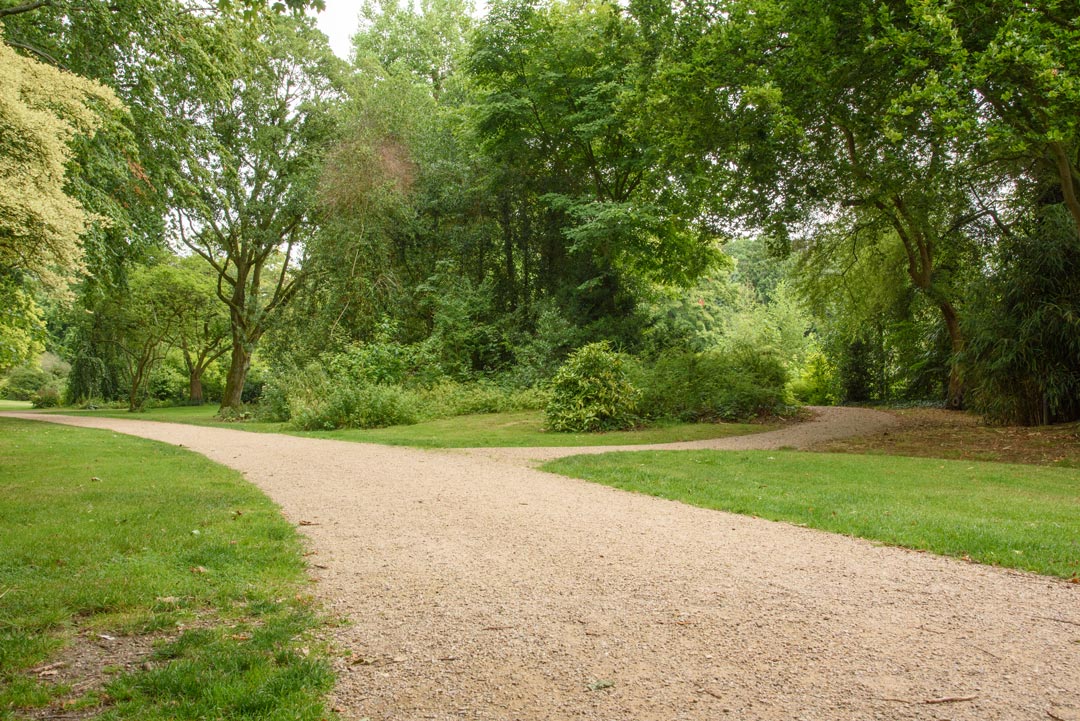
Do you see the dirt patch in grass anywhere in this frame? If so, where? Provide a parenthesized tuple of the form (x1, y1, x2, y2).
(811, 407, 1080, 467)
(21, 631, 159, 719)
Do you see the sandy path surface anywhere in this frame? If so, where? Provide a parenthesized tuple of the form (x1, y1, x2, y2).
(5, 409, 1078, 721)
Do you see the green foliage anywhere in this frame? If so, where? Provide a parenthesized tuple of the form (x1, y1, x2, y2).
(324, 321, 444, 387)
(352, 0, 475, 101)
(0, 29, 122, 289)
(30, 384, 60, 408)
(421, 271, 510, 379)
(1, 355, 67, 401)
(504, 301, 586, 387)
(146, 360, 190, 403)
(291, 381, 422, 431)
(0, 275, 45, 372)
(638, 347, 790, 423)
(964, 205, 1080, 425)
(260, 351, 544, 429)
(790, 351, 840, 405)
(544, 342, 640, 432)
(2, 365, 49, 401)
(416, 380, 546, 417)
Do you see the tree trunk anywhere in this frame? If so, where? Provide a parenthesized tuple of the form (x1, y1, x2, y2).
(220, 337, 251, 411)
(938, 299, 965, 410)
(188, 373, 204, 405)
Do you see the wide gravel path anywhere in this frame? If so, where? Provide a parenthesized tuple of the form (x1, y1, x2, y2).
(5, 409, 1078, 721)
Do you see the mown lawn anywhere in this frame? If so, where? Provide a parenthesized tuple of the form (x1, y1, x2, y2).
(543, 450, 1080, 579)
(42, 405, 776, 448)
(0, 419, 334, 720)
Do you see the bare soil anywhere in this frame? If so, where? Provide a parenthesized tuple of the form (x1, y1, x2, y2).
(5, 409, 1079, 721)
(23, 632, 159, 720)
(811, 407, 1080, 467)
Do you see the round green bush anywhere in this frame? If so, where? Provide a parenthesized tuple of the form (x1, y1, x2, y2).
(3, 366, 50, 400)
(544, 342, 640, 432)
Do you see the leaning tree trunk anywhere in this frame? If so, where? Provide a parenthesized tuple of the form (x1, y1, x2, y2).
(937, 299, 965, 410)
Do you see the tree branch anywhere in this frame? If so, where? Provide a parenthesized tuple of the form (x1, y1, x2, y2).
(4, 39, 61, 66)
(0, 0, 51, 18)
(1049, 140, 1080, 234)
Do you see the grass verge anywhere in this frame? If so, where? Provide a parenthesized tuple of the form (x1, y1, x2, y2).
(0, 401, 31, 411)
(542, 450, 1080, 579)
(40, 406, 776, 448)
(0, 418, 334, 719)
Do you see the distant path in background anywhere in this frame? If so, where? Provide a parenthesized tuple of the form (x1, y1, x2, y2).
(4, 409, 1077, 721)
(454, 405, 898, 463)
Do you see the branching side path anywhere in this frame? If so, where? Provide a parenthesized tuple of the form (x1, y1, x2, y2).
(6, 408, 1079, 721)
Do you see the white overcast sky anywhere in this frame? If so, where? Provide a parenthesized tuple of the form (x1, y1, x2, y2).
(311, 0, 363, 60)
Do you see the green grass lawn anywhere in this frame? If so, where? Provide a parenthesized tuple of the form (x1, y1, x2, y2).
(0, 419, 334, 720)
(0, 400, 32, 410)
(43, 405, 776, 448)
(543, 450, 1080, 579)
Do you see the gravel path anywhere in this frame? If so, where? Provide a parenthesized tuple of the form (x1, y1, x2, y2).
(5, 409, 1078, 721)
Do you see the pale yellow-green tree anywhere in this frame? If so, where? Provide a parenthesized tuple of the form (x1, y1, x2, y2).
(0, 30, 121, 290)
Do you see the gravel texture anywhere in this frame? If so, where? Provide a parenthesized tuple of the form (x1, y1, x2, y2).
(5, 409, 1078, 721)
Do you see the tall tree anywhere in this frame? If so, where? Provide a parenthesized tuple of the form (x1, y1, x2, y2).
(0, 28, 121, 371)
(469, 0, 719, 338)
(657, 0, 994, 407)
(931, 1, 1080, 237)
(352, 0, 475, 101)
(169, 14, 342, 410)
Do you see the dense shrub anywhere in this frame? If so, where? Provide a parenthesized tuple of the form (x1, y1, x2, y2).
(31, 384, 61, 408)
(255, 376, 292, 422)
(544, 342, 640, 432)
(637, 346, 790, 422)
(258, 362, 544, 429)
(964, 205, 1080, 425)
(325, 328, 444, 387)
(291, 382, 422, 431)
(790, 351, 841, 405)
(2, 366, 50, 400)
(506, 302, 585, 387)
(416, 381, 547, 417)
(148, 363, 188, 403)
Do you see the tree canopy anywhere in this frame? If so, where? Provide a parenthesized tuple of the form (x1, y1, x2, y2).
(2, 0, 1076, 424)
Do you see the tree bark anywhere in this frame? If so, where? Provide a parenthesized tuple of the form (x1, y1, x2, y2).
(937, 299, 965, 410)
(220, 336, 252, 410)
(188, 374, 204, 405)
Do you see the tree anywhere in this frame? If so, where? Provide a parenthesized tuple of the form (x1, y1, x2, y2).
(352, 0, 475, 101)
(91, 264, 193, 410)
(0, 274, 45, 372)
(169, 14, 342, 410)
(469, 0, 720, 340)
(170, 256, 231, 404)
(0, 29, 122, 371)
(657, 0, 994, 407)
(925, 1, 1080, 238)
(0, 29, 120, 289)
